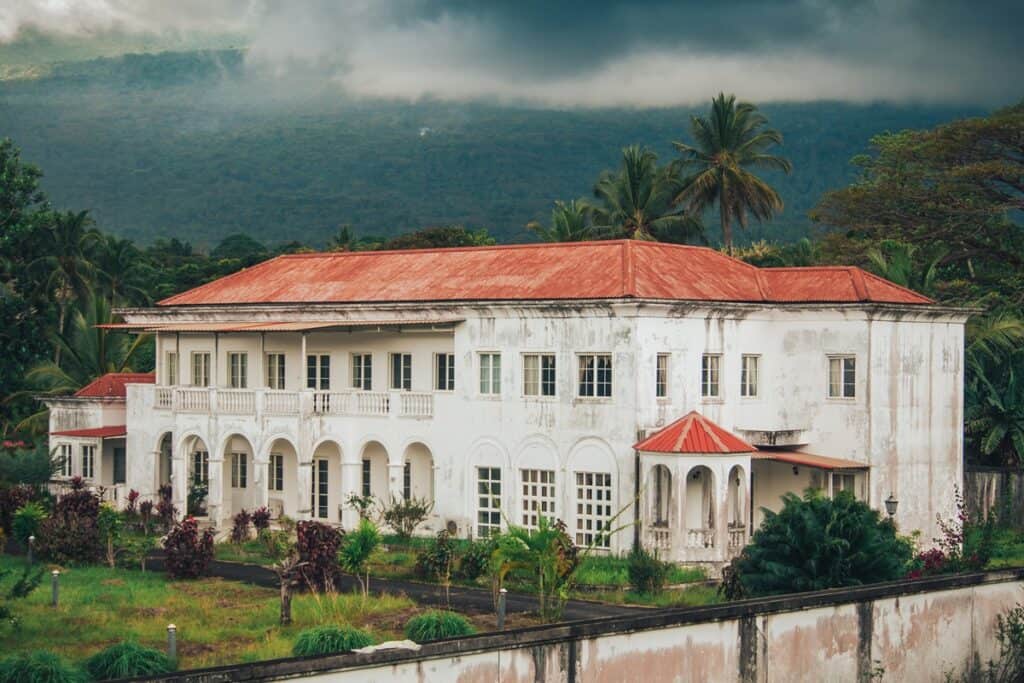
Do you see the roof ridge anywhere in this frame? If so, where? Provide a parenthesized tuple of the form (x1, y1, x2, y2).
(621, 241, 637, 297)
(855, 267, 934, 303)
(157, 254, 288, 306)
(848, 267, 869, 300)
(672, 414, 696, 451)
(698, 415, 731, 452)
(275, 239, 632, 260)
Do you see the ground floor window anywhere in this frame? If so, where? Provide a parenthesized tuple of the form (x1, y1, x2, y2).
(57, 444, 72, 477)
(113, 447, 126, 484)
(269, 453, 284, 492)
(575, 471, 613, 548)
(231, 452, 247, 489)
(403, 461, 412, 500)
(81, 445, 95, 480)
(477, 467, 502, 538)
(520, 469, 556, 529)
(191, 450, 209, 486)
(833, 472, 857, 498)
(312, 458, 329, 519)
(361, 459, 371, 496)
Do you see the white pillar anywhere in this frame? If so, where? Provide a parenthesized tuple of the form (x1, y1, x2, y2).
(341, 461, 362, 528)
(296, 461, 313, 519)
(207, 455, 225, 528)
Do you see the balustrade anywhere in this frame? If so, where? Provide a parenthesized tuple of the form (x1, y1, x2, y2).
(685, 528, 715, 548)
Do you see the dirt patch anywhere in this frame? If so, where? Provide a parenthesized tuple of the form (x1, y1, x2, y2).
(136, 606, 168, 618)
(179, 641, 217, 657)
(100, 578, 126, 587)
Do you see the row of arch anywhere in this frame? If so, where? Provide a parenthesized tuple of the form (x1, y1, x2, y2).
(645, 464, 748, 534)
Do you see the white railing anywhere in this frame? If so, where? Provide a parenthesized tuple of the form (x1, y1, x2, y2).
(155, 387, 173, 410)
(647, 525, 671, 555)
(728, 526, 747, 549)
(175, 388, 210, 412)
(685, 528, 715, 548)
(351, 391, 390, 416)
(219, 390, 255, 414)
(264, 391, 300, 415)
(312, 391, 346, 415)
(399, 392, 433, 418)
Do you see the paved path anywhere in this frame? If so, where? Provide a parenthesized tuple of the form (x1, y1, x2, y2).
(147, 552, 644, 620)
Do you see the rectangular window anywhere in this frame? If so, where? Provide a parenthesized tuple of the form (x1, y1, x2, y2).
(577, 354, 612, 398)
(113, 447, 126, 484)
(81, 445, 95, 480)
(389, 352, 412, 391)
(701, 354, 721, 398)
(741, 354, 759, 398)
(521, 469, 556, 529)
(351, 353, 372, 390)
(269, 453, 284, 492)
(228, 352, 248, 389)
(191, 352, 210, 387)
(828, 356, 856, 398)
(403, 461, 412, 501)
(523, 354, 556, 397)
(655, 353, 670, 398)
(307, 354, 330, 390)
(479, 353, 502, 395)
(165, 352, 178, 386)
(191, 450, 209, 486)
(834, 472, 857, 498)
(477, 467, 502, 538)
(266, 353, 286, 390)
(361, 459, 371, 497)
(57, 444, 72, 477)
(434, 353, 456, 391)
(575, 471, 613, 549)
(312, 458, 328, 519)
(231, 452, 247, 488)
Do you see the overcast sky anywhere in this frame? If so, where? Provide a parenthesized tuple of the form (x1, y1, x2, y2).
(1, 0, 1020, 107)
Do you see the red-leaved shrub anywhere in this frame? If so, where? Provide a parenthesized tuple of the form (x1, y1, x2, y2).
(251, 507, 272, 533)
(37, 484, 101, 564)
(231, 509, 252, 543)
(163, 517, 215, 579)
(296, 520, 343, 590)
(156, 484, 177, 531)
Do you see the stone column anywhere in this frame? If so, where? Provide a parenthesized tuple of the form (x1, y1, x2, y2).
(340, 461, 363, 529)
(296, 461, 313, 520)
(207, 455, 225, 529)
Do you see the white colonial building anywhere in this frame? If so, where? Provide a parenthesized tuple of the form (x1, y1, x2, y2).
(47, 240, 968, 564)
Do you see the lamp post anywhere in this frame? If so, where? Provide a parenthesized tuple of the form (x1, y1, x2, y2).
(884, 494, 899, 519)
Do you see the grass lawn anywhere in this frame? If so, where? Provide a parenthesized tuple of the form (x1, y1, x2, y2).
(583, 584, 723, 608)
(0, 555, 512, 671)
(572, 554, 707, 588)
(981, 528, 1024, 569)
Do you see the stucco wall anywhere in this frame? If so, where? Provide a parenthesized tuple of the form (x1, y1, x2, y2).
(148, 570, 1024, 683)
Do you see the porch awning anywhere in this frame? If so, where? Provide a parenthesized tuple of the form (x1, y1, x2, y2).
(50, 425, 126, 439)
(97, 318, 463, 333)
(753, 450, 868, 470)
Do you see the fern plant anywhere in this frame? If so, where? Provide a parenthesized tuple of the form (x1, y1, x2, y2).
(292, 626, 374, 657)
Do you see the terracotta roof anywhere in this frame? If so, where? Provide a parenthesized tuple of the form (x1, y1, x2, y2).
(634, 411, 756, 454)
(99, 318, 463, 333)
(74, 373, 155, 399)
(50, 425, 126, 439)
(752, 450, 868, 470)
(157, 241, 933, 307)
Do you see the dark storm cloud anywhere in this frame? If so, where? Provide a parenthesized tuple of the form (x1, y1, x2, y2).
(2, 0, 1021, 105)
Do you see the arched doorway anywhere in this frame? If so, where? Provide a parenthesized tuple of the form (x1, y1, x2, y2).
(726, 465, 747, 550)
(684, 465, 715, 548)
(646, 464, 673, 555)
(311, 441, 342, 523)
(402, 442, 434, 504)
(266, 438, 299, 519)
(221, 434, 257, 519)
(360, 441, 389, 503)
(157, 432, 173, 489)
(183, 435, 210, 517)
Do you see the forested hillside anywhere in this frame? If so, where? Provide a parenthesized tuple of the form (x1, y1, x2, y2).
(0, 49, 982, 247)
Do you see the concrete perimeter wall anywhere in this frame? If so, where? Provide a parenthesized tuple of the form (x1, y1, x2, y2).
(151, 570, 1024, 683)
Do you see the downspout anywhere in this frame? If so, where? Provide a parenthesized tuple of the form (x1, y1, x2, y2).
(633, 449, 641, 552)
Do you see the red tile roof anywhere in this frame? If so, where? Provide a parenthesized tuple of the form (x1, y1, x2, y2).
(74, 373, 155, 399)
(157, 240, 933, 307)
(50, 425, 126, 439)
(752, 450, 868, 470)
(634, 411, 756, 454)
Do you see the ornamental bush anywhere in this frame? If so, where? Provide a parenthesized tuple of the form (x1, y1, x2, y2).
(381, 496, 433, 539)
(231, 509, 252, 543)
(404, 610, 475, 642)
(728, 489, 912, 598)
(455, 538, 492, 581)
(251, 506, 272, 533)
(291, 625, 374, 657)
(627, 546, 671, 595)
(0, 484, 34, 535)
(37, 484, 101, 565)
(156, 484, 177, 531)
(0, 650, 87, 683)
(11, 502, 46, 546)
(163, 517, 215, 579)
(84, 642, 174, 680)
(296, 520, 343, 590)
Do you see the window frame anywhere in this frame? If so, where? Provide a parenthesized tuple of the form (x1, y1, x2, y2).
(827, 355, 857, 399)
(191, 351, 211, 387)
(81, 444, 95, 480)
(522, 352, 557, 398)
(351, 353, 373, 391)
(361, 458, 371, 497)
(574, 471, 613, 549)
(230, 451, 248, 489)
(191, 450, 209, 486)
(655, 353, 670, 399)
(389, 352, 412, 391)
(434, 352, 456, 392)
(228, 352, 248, 389)
(701, 353, 722, 400)
(269, 452, 284, 492)
(57, 443, 72, 478)
(476, 466, 502, 538)
(478, 352, 502, 396)
(306, 354, 331, 391)
(266, 353, 286, 390)
(740, 354, 760, 399)
(576, 353, 613, 399)
(165, 351, 178, 386)
(520, 468, 556, 530)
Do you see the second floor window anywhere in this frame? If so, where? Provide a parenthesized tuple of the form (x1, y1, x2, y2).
(268, 453, 284, 492)
(81, 445, 95, 479)
(828, 356, 856, 398)
(741, 355, 759, 398)
(57, 444, 72, 477)
(435, 353, 455, 391)
(523, 353, 556, 397)
(479, 353, 501, 395)
(352, 353, 372, 390)
(229, 352, 248, 389)
(266, 353, 286, 390)
(577, 353, 612, 398)
(165, 352, 178, 385)
(701, 354, 721, 398)
(390, 353, 412, 391)
(307, 354, 330, 390)
(655, 353, 670, 398)
(191, 352, 210, 387)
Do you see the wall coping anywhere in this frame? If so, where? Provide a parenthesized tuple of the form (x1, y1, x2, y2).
(142, 568, 1024, 682)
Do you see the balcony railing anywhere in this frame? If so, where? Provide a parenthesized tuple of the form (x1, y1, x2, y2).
(728, 525, 747, 549)
(647, 525, 671, 555)
(159, 387, 434, 419)
(685, 528, 715, 548)
(399, 392, 433, 418)
(176, 388, 210, 412)
(264, 391, 300, 415)
(155, 387, 174, 410)
(219, 389, 255, 414)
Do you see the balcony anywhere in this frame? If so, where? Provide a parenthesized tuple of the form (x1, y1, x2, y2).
(152, 386, 434, 419)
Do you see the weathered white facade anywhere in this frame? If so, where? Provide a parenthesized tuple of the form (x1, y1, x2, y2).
(47, 241, 969, 561)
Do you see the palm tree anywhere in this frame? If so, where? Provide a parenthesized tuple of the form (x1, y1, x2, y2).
(966, 362, 1024, 466)
(527, 200, 594, 242)
(591, 146, 704, 243)
(90, 234, 151, 307)
(865, 240, 948, 296)
(672, 93, 792, 249)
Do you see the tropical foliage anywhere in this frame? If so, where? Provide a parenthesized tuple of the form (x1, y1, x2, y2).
(291, 625, 374, 657)
(403, 610, 475, 642)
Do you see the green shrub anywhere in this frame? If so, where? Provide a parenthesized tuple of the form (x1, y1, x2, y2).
(11, 503, 46, 546)
(627, 547, 671, 595)
(403, 610, 475, 642)
(0, 650, 87, 683)
(291, 626, 374, 657)
(729, 489, 912, 598)
(381, 496, 433, 539)
(84, 642, 174, 680)
(455, 539, 492, 581)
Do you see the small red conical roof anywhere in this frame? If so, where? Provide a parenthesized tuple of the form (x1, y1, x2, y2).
(634, 411, 755, 454)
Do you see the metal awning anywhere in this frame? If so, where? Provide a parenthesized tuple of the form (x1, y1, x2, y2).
(97, 318, 463, 333)
(752, 450, 868, 470)
(50, 425, 127, 439)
